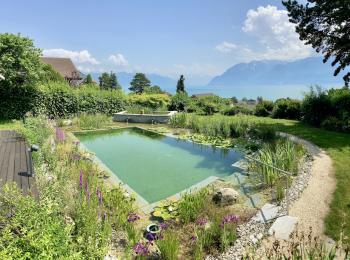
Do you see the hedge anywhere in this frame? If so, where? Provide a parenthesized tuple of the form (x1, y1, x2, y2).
(33, 83, 127, 118)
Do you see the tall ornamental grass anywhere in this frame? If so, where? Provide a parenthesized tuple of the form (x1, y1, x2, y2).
(249, 138, 305, 187)
(170, 113, 276, 141)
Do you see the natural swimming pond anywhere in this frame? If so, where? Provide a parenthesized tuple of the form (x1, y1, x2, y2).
(76, 128, 247, 204)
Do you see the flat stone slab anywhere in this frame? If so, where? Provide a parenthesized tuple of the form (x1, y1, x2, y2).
(268, 216, 299, 240)
(253, 203, 280, 223)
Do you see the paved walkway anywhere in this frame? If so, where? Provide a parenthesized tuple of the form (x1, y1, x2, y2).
(0, 130, 37, 196)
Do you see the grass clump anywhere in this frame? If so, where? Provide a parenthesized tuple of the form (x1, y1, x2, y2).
(156, 230, 180, 260)
(178, 188, 209, 224)
(72, 113, 111, 130)
(249, 138, 305, 186)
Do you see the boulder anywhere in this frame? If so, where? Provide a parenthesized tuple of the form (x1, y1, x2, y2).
(212, 188, 239, 205)
(62, 119, 72, 126)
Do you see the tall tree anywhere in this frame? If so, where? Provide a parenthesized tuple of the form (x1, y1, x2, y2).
(99, 72, 110, 89)
(283, 0, 350, 86)
(109, 72, 121, 90)
(176, 75, 186, 93)
(85, 74, 93, 84)
(129, 73, 151, 94)
(0, 33, 43, 119)
(98, 72, 121, 90)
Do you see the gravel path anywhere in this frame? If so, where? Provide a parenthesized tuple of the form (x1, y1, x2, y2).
(283, 133, 336, 237)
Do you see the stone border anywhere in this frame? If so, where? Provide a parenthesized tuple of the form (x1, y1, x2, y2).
(113, 111, 177, 124)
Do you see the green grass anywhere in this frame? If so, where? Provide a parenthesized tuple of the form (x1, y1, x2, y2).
(234, 116, 350, 244)
(0, 119, 20, 130)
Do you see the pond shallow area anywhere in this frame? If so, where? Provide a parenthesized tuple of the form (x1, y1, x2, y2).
(76, 127, 258, 204)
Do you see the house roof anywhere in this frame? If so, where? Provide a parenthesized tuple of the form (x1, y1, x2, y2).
(41, 57, 81, 79)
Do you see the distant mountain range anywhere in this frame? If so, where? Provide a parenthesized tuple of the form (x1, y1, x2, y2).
(208, 57, 344, 87)
(88, 57, 345, 98)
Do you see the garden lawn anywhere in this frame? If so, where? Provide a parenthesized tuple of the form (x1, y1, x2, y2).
(0, 119, 19, 130)
(246, 116, 350, 245)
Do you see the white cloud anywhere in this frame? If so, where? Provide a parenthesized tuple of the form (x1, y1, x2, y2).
(215, 41, 237, 53)
(108, 53, 128, 66)
(216, 5, 313, 61)
(43, 48, 100, 65)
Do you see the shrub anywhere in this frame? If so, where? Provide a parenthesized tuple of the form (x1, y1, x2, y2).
(301, 86, 332, 126)
(254, 101, 274, 117)
(168, 92, 191, 112)
(0, 33, 43, 119)
(128, 93, 170, 110)
(221, 105, 253, 116)
(0, 185, 75, 259)
(272, 98, 301, 120)
(195, 96, 229, 115)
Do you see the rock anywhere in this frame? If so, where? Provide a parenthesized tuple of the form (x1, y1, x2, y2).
(268, 216, 299, 240)
(62, 119, 72, 126)
(212, 188, 239, 205)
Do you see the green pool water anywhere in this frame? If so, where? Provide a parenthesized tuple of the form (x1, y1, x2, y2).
(76, 127, 246, 203)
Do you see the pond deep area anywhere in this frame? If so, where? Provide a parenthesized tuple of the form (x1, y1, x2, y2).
(76, 128, 245, 203)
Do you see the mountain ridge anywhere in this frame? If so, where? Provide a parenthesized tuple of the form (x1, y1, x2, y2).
(208, 57, 344, 87)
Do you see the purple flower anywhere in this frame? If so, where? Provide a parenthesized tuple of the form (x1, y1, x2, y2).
(196, 217, 208, 227)
(73, 140, 80, 146)
(72, 153, 81, 161)
(96, 187, 103, 205)
(79, 171, 83, 188)
(127, 212, 140, 223)
(145, 232, 157, 241)
(159, 222, 169, 230)
(190, 235, 197, 241)
(133, 241, 149, 256)
(56, 127, 65, 142)
(220, 214, 239, 228)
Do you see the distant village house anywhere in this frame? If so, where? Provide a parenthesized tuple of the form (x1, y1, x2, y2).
(41, 57, 83, 86)
(191, 93, 215, 99)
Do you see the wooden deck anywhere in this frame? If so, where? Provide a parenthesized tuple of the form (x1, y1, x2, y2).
(0, 130, 37, 196)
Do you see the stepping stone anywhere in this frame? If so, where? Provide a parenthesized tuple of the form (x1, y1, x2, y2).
(268, 216, 299, 240)
(253, 203, 280, 223)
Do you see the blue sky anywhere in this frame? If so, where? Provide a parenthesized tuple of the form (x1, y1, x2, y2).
(0, 0, 313, 85)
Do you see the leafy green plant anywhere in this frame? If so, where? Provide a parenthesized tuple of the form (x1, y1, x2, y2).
(152, 199, 179, 221)
(0, 184, 76, 259)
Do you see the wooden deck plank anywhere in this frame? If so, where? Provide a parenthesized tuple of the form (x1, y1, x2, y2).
(20, 141, 30, 195)
(0, 130, 37, 197)
(6, 140, 16, 183)
(0, 142, 11, 186)
(13, 141, 21, 189)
